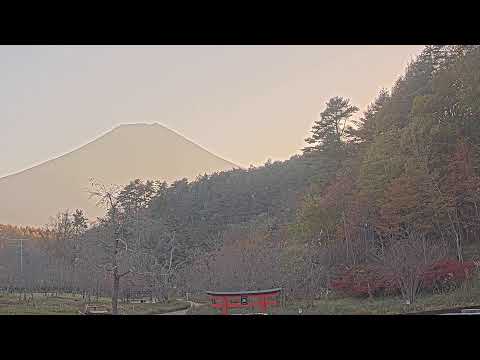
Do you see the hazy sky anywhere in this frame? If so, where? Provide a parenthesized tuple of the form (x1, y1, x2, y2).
(0, 45, 423, 177)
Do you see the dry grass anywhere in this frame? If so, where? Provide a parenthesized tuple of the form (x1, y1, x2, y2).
(0, 292, 189, 315)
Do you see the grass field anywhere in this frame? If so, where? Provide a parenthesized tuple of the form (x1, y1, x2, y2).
(3, 272, 479, 315)
(0, 292, 190, 315)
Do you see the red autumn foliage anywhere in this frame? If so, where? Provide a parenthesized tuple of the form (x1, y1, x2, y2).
(330, 259, 475, 298)
(422, 259, 475, 291)
(329, 264, 398, 298)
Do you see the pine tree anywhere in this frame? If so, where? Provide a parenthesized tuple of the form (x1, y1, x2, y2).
(303, 96, 359, 155)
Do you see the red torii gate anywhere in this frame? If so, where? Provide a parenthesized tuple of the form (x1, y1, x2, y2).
(206, 288, 282, 315)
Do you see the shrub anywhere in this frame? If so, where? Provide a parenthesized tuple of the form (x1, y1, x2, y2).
(330, 259, 475, 298)
(422, 259, 475, 292)
(329, 264, 399, 298)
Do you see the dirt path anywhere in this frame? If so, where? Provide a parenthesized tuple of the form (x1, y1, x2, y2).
(158, 300, 205, 315)
(159, 308, 189, 315)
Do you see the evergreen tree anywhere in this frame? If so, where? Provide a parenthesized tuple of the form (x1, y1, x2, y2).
(303, 96, 359, 155)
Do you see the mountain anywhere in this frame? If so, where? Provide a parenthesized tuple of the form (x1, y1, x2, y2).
(0, 123, 239, 226)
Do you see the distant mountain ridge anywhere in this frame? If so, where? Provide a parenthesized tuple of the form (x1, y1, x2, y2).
(0, 123, 239, 226)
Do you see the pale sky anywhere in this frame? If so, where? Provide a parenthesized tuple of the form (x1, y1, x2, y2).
(0, 45, 423, 177)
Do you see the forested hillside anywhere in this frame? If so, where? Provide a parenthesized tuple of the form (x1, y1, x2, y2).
(2, 45, 480, 312)
(295, 45, 480, 256)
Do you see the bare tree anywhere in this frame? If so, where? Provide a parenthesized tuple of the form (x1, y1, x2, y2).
(377, 230, 447, 304)
(89, 180, 138, 314)
(88, 179, 183, 312)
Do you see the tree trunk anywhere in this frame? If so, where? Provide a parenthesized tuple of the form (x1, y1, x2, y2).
(447, 209, 463, 262)
(342, 211, 351, 265)
(111, 231, 121, 315)
(96, 279, 100, 301)
(112, 273, 120, 315)
(453, 214, 464, 263)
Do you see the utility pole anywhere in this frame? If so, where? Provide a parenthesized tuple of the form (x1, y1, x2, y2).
(20, 239, 23, 275)
(3, 238, 27, 297)
(5, 238, 26, 278)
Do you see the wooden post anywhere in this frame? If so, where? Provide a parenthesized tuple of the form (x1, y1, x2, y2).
(260, 295, 267, 313)
(222, 296, 229, 315)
